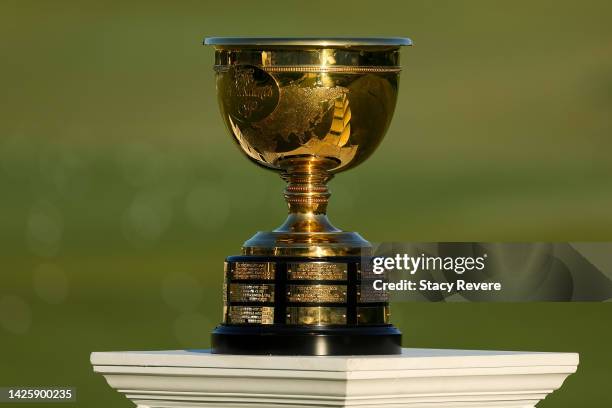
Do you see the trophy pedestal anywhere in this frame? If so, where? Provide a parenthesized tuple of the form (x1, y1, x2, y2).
(91, 348, 578, 408)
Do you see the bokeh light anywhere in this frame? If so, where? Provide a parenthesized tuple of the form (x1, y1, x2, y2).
(173, 312, 211, 347)
(33, 263, 69, 304)
(26, 200, 63, 257)
(184, 184, 230, 230)
(0, 295, 32, 335)
(161, 272, 204, 313)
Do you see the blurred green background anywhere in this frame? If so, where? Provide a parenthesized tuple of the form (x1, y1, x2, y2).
(1, 0, 611, 407)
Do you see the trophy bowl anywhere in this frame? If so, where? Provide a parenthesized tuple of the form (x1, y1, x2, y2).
(213, 40, 404, 174)
(205, 37, 411, 355)
(207, 37, 411, 257)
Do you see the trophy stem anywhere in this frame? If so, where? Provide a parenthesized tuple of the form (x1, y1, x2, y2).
(242, 156, 370, 256)
(279, 156, 336, 216)
(271, 156, 343, 235)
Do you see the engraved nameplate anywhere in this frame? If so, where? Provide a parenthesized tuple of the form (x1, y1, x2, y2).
(287, 284, 347, 303)
(287, 262, 348, 281)
(358, 261, 384, 280)
(232, 262, 275, 280)
(229, 283, 274, 303)
(227, 306, 274, 324)
(358, 281, 389, 303)
(286, 306, 347, 325)
(357, 306, 389, 325)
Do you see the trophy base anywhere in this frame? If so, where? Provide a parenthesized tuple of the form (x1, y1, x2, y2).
(211, 325, 402, 356)
(215, 254, 401, 355)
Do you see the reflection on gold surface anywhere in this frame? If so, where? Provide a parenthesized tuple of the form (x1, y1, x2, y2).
(217, 68, 397, 174)
(286, 306, 346, 325)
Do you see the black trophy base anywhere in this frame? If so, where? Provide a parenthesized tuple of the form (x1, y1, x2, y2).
(211, 325, 402, 356)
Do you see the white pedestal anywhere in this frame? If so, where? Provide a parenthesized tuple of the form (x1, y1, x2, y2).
(91, 348, 578, 408)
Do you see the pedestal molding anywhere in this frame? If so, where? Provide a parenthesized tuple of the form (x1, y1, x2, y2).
(92, 348, 578, 408)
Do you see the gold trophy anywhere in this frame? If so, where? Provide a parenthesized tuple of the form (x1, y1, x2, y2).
(204, 37, 411, 355)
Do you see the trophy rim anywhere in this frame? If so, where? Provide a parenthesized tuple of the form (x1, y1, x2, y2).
(204, 37, 412, 47)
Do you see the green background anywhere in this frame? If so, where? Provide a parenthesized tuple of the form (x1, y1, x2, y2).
(1, 0, 611, 406)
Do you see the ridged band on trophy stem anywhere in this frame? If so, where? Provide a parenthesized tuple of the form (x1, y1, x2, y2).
(278, 156, 336, 215)
(213, 65, 401, 73)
